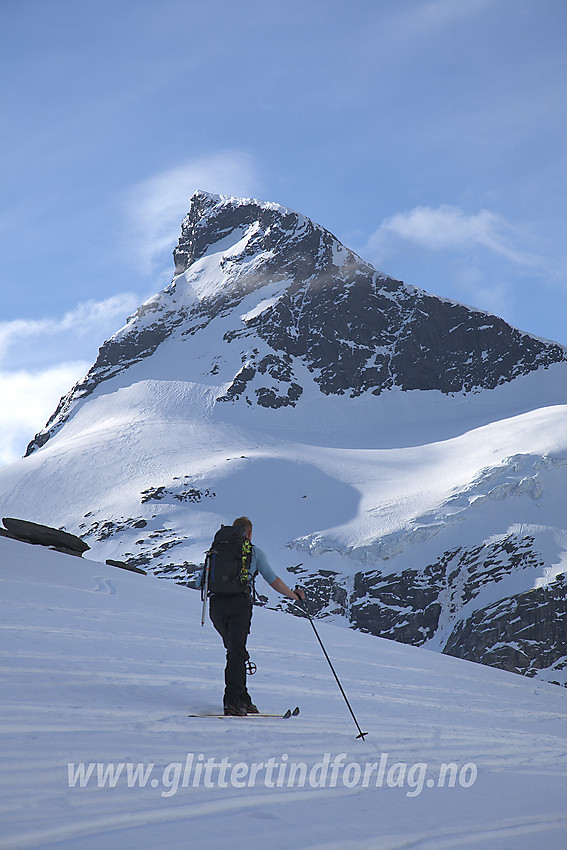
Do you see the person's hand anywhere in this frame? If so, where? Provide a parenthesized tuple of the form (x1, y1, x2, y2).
(293, 585, 305, 601)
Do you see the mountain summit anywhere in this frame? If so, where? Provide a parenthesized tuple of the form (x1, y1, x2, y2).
(26, 191, 566, 454)
(2, 192, 567, 689)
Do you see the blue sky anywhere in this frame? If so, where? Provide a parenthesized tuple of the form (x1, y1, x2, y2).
(1, 0, 566, 464)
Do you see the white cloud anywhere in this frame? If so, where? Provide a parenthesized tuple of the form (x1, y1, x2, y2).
(124, 151, 263, 273)
(0, 362, 89, 466)
(0, 293, 141, 363)
(0, 294, 144, 466)
(369, 205, 547, 270)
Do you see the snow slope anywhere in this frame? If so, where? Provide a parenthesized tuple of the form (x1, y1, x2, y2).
(2, 354, 567, 571)
(1, 536, 567, 849)
(1, 363, 566, 666)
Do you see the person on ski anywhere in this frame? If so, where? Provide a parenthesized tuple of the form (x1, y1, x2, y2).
(209, 516, 305, 716)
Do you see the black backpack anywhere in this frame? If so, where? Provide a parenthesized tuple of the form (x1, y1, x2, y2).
(205, 525, 253, 596)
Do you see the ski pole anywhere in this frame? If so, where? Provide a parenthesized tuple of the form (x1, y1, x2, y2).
(293, 588, 368, 740)
(200, 553, 211, 627)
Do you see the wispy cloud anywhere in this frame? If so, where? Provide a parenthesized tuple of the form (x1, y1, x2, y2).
(0, 294, 144, 466)
(368, 205, 548, 271)
(451, 263, 514, 319)
(398, 0, 499, 40)
(356, 0, 501, 65)
(123, 151, 263, 273)
(0, 362, 90, 466)
(0, 293, 141, 363)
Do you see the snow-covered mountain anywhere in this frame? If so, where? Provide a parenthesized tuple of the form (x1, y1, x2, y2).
(3, 536, 567, 849)
(24, 191, 567, 454)
(1, 191, 567, 688)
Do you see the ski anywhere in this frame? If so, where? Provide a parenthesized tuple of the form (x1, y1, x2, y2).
(188, 706, 300, 719)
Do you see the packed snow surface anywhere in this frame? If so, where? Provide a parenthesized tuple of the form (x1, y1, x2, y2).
(1, 537, 567, 849)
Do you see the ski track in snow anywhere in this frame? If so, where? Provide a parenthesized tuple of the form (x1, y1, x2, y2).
(91, 576, 117, 595)
(308, 813, 567, 850)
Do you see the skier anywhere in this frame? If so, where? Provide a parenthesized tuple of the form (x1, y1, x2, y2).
(208, 516, 305, 716)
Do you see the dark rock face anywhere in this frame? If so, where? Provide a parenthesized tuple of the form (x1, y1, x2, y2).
(347, 534, 545, 645)
(0, 517, 90, 557)
(444, 575, 567, 682)
(173, 191, 333, 280)
(247, 276, 566, 398)
(349, 564, 445, 645)
(26, 191, 566, 454)
(281, 533, 565, 684)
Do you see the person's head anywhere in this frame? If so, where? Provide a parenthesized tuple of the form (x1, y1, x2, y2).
(233, 516, 252, 540)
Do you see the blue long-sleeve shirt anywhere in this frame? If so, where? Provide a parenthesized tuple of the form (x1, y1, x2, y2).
(251, 544, 277, 585)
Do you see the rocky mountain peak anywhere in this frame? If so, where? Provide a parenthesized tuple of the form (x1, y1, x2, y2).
(172, 190, 304, 274)
(25, 193, 567, 456)
(171, 190, 365, 294)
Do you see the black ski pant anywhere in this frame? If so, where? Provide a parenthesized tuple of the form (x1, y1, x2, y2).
(209, 593, 252, 707)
